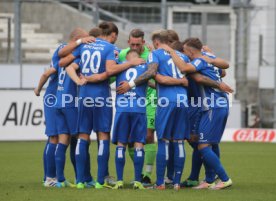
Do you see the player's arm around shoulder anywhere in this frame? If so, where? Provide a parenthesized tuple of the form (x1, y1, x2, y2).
(201, 46, 229, 69)
(159, 44, 196, 74)
(58, 40, 91, 67)
(66, 63, 86, 86)
(189, 73, 233, 93)
(106, 58, 145, 76)
(58, 36, 95, 58)
(34, 67, 57, 96)
(155, 74, 188, 87)
(85, 72, 109, 83)
(200, 55, 229, 69)
(116, 62, 158, 94)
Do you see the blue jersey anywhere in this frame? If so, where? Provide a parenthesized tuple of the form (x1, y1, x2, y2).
(73, 38, 115, 98)
(187, 52, 219, 103)
(190, 54, 228, 111)
(51, 44, 78, 108)
(44, 46, 62, 97)
(187, 76, 201, 104)
(148, 49, 189, 103)
(115, 63, 148, 113)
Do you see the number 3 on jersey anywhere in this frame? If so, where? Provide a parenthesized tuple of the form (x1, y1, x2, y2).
(81, 50, 101, 74)
(126, 68, 137, 89)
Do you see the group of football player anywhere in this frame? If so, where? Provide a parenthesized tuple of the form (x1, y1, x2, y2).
(35, 21, 233, 190)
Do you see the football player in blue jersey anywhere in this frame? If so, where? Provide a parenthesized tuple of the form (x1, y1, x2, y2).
(35, 61, 59, 187)
(117, 30, 190, 190)
(118, 29, 157, 186)
(35, 28, 93, 188)
(152, 40, 230, 188)
(155, 40, 232, 189)
(112, 49, 150, 189)
(160, 37, 233, 190)
(180, 45, 230, 189)
(112, 49, 148, 190)
(54, 28, 94, 188)
(88, 26, 118, 185)
(65, 22, 145, 189)
(59, 24, 123, 187)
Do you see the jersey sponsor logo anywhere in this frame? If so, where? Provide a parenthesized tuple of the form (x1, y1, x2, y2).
(194, 59, 201, 67)
(114, 50, 119, 58)
(148, 53, 153, 62)
(233, 129, 276, 142)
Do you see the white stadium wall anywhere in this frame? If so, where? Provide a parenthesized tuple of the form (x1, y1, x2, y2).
(0, 90, 275, 143)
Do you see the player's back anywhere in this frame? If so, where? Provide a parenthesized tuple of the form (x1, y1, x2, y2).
(78, 38, 115, 98)
(49, 43, 77, 108)
(56, 67, 78, 108)
(151, 49, 188, 103)
(44, 44, 65, 97)
(191, 55, 228, 110)
(187, 76, 201, 104)
(116, 63, 148, 113)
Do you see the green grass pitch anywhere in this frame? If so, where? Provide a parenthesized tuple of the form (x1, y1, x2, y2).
(0, 141, 275, 201)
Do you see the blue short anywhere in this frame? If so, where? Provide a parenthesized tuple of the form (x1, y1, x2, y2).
(112, 112, 147, 144)
(155, 102, 190, 140)
(56, 107, 78, 135)
(78, 99, 113, 134)
(44, 105, 57, 136)
(188, 106, 202, 135)
(198, 108, 229, 144)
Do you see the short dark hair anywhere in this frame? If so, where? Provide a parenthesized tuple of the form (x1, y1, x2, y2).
(151, 30, 169, 44)
(171, 41, 184, 52)
(183, 37, 203, 50)
(89, 27, 102, 37)
(167, 29, 179, 43)
(98, 21, 119, 36)
(129, 29, 144, 39)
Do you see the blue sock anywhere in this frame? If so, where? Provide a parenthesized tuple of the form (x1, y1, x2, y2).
(199, 146, 229, 182)
(115, 146, 126, 181)
(70, 136, 77, 180)
(204, 160, 216, 183)
(84, 144, 93, 182)
(105, 146, 110, 177)
(46, 142, 57, 178)
(188, 142, 202, 181)
(134, 148, 145, 182)
(97, 139, 109, 178)
(43, 140, 48, 181)
(173, 141, 185, 185)
(166, 141, 174, 180)
(156, 140, 169, 186)
(75, 139, 88, 183)
(204, 144, 220, 183)
(97, 140, 110, 185)
(212, 144, 220, 158)
(55, 143, 68, 182)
